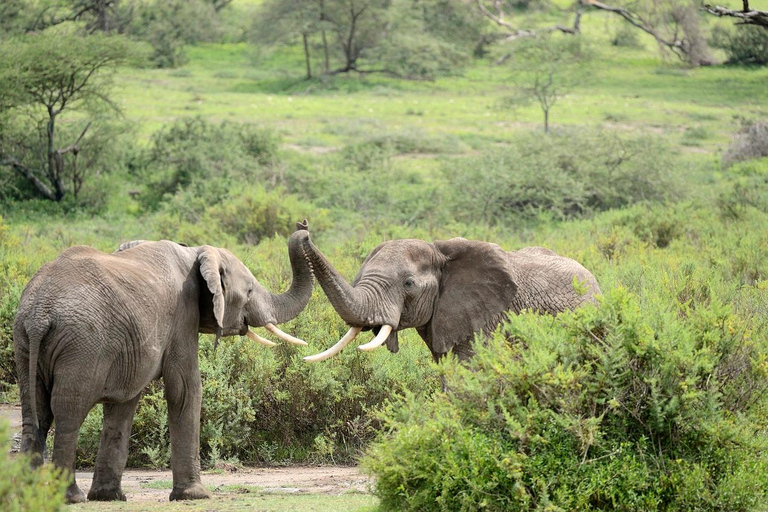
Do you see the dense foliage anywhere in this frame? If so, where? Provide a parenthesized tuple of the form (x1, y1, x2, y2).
(712, 25, 768, 66)
(0, 421, 68, 511)
(364, 196, 768, 510)
(445, 130, 676, 224)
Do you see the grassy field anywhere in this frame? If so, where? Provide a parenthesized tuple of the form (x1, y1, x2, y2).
(120, 47, 767, 150)
(111, 13, 768, 156)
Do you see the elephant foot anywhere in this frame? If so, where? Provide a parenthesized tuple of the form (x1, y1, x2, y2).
(169, 482, 211, 501)
(66, 484, 87, 504)
(20, 433, 45, 468)
(88, 486, 127, 502)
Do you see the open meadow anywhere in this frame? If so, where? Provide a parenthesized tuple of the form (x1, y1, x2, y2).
(3, 0, 768, 509)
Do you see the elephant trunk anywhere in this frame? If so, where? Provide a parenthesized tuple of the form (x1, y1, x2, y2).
(264, 228, 315, 325)
(300, 233, 371, 327)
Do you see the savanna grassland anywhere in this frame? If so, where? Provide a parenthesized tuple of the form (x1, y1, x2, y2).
(3, 0, 768, 509)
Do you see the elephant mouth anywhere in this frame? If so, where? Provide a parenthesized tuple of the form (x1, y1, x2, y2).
(240, 319, 308, 347)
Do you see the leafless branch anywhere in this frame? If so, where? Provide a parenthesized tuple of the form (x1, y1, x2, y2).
(583, 0, 720, 64)
(57, 122, 91, 157)
(475, 0, 583, 42)
(703, 2, 768, 28)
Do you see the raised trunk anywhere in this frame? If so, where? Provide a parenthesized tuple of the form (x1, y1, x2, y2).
(300, 235, 369, 326)
(266, 230, 316, 324)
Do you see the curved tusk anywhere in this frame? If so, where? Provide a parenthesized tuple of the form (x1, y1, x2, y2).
(358, 325, 393, 352)
(246, 329, 277, 347)
(303, 327, 362, 362)
(265, 323, 308, 346)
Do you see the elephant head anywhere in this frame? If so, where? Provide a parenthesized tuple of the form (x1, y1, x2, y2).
(299, 235, 531, 361)
(300, 233, 600, 362)
(117, 221, 313, 347)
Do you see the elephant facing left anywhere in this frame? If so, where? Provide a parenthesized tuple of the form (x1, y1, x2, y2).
(13, 224, 314, 503)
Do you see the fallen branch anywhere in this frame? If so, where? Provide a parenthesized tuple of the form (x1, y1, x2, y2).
(0, 156, 57, 200)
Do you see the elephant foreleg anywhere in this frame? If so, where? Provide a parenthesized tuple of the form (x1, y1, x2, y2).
(88, 396, 141, 501)
(163, 352, 210, 501)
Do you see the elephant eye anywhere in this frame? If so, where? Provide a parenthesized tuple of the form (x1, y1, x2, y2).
(247, 287, 253, 298)
(404, 277, 415, 288)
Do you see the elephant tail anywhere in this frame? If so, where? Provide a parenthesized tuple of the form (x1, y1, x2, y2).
(20, 320, 48, 445)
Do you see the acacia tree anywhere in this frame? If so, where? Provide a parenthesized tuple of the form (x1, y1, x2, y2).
(19, 0, 134, 34)
(0, 31, 129, 202)
(252, 0, 324, 79)
(252, 0, 476, 79)
(507, 36, 591, 133)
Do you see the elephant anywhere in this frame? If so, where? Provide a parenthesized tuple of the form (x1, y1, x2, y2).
(13, 223, 314, 503)
(298, 233, 600, 362)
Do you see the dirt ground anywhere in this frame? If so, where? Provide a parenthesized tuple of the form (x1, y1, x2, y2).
(0, 404, 371, 503)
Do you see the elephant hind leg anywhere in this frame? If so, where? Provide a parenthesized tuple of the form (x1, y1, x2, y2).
(87, 396, 141, 502)
(19, 383, 52, 467)
(50, 386, 96, 503)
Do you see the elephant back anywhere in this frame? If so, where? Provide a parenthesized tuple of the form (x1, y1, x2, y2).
(507, 247, 600, 315)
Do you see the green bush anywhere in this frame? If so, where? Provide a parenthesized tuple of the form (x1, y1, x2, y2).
(712, 25, 768, 66)
(717, 157, 768, 220)
(611, 24, 642, 48)
(129, 0, 221, 68)
(376, 32, 470, 80)
(134, 117, 280, 211)
(364, 285, 768, 511)
(722, 121, 768, 169)
(0, 421, 68, 511)
(443, 129, 677, 225)
(207, 185, 329, 245)
(296, 142, 440, 228)
(365, 127, 467, 155)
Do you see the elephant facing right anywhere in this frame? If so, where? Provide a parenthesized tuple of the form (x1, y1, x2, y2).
(295, 231, 601, 362)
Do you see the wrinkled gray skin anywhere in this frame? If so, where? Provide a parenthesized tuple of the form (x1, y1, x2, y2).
(13, 227, 313, 503)
(301, 234, 600, 361)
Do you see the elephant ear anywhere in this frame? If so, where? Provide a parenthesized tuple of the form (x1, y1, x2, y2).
(198, 246, 226, 329)
(429, 238, 518, 356)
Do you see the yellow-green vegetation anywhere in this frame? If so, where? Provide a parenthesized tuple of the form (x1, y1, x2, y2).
(3, 0, 768, 509)
(0, 421, 68, 511)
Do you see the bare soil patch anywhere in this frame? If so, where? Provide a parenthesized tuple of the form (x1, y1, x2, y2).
(1, 403, 371, 503)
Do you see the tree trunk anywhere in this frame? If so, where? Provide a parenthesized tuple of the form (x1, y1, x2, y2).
(322, 31, 330, 74)
(302, 32, 312, 80)
(97, 0, 109, 33)
(544, 108, 550, 134)
(45, 108, 65, 201)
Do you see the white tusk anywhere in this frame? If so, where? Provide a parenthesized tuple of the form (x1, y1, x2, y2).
(303, 327, 362, 362)
(358, 325, 393, 352)
(246, 329, 277, 347)
(265, 323, 308, 346)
